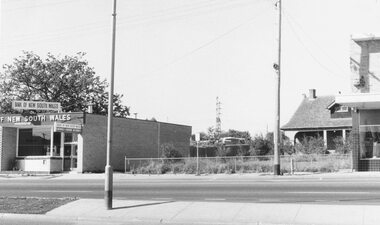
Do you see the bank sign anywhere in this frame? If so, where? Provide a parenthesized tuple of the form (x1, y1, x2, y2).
(12, 101, 61, 111)
(0, 114, 72, 124)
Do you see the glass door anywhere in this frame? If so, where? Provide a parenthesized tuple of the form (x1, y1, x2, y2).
(64, 133, 78, 171)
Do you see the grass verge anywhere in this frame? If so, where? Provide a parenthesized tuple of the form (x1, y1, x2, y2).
(0, 197, 77, 214)
(129, 155, 351, 174)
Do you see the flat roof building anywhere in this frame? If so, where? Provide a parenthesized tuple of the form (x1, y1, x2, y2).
(0, 112, 191, 173)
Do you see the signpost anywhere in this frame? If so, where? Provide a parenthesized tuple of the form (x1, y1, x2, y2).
(12, 101, 61, 112)
(195, 133, 200, 176)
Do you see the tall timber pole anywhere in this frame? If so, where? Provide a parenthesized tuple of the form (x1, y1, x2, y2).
(273, 0, 282, 176)
(105, 0, 117, 209)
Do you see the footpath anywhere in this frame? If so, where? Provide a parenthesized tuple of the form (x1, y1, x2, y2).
(1, 198, 380, 225)
(1, 172, 380, 225)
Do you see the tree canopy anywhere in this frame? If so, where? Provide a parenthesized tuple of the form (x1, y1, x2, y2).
(0, 52, 130, 116)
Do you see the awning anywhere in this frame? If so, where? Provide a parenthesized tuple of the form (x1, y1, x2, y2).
(335, 93, 380, 109)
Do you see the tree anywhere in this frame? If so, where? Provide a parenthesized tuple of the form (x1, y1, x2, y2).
(0, 52, 130, 116)
(160, 143, 182, 158)
(265, 132, 294, 155)
(249, 134, 272, 156)
(249, 132, 294, 156)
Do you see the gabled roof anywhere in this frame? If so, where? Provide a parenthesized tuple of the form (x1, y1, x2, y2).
(281, 95, 352, 131)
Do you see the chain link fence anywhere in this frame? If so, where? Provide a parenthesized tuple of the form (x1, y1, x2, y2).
(124, 154, 352, 175)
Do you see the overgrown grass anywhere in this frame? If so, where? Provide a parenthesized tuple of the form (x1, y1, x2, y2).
(0, 197, 77, 214)
(128, 155, 351, 175)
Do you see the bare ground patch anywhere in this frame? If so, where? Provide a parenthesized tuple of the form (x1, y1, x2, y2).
(0, 197, 77, 214)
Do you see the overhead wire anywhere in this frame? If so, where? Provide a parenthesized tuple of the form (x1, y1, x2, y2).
(2, 0, 80, 13)
(2, 0, 259, 47)
(283, 10, 346, 78)
(283, 10, 347, 75)
(138, 1, 272, 78)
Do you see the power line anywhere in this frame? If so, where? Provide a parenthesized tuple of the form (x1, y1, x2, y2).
(283, 10, 347, 74)
(2, 0, 258, 47)
(283, 12, 346, 78)
(2, 0, 80, 13)
(139, 2, 272, 78)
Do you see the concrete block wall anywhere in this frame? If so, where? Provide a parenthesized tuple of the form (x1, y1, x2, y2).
(81, 114, 191, 172)
(0, 127, 17, 171)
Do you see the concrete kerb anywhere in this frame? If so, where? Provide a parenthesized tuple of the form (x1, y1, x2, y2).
(2, 170, 380, 180)
(33, 171, 380, 180)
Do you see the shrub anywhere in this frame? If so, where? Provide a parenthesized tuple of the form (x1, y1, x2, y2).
(334, 133, 353, 154)
(161, 143, 182, 158)
(295, 136, 326, 154)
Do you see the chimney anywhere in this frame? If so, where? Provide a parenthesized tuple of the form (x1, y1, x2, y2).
(309, 89, 316, 99)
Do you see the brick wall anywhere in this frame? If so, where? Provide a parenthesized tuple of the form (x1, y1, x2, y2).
(351, 109, 359, 171)
(81, 114, 191, 172)
(358, 160, 380, 171)
(159, 122, 192, 157)
(0, 127, 17, 171)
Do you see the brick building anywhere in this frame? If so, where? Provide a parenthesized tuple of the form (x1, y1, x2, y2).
(0, 112, 191, 173)
(334, 34, 380, 171)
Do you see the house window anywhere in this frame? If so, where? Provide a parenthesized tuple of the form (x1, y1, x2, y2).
(336, 106, 349, 112)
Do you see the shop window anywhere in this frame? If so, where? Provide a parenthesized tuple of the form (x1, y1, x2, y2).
(53, 132, 61, 156)
(359, 125, 380, 159)
(18, 127, 51, 156)
(64, 133, 78, 143)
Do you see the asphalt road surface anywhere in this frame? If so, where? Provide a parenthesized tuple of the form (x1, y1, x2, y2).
(1, 174, 380, 205)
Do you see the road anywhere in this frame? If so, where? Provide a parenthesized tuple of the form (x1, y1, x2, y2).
(1, 174, 380, 205)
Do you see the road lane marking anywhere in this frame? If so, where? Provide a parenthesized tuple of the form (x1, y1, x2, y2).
(286, 192, 370, 194)
(151, 198, 173, 200)
(258, 199, 281, 202)
(315, 200, 340, 202)
(204, 198, 226, 201)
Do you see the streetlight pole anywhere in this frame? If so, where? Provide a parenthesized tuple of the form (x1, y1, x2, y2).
(273, 0, 282, 176)
(105, 0, 117, 210)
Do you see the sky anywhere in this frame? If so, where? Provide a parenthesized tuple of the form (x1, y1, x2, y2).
(1, 0, 380, 136)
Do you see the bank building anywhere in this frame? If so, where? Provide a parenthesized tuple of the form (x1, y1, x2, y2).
(0, 101, 191, 173)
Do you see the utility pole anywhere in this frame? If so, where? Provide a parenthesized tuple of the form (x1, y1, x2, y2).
(195, 132, 200, 176)
(105, 0, 117, 210)
(273, 0, 282, 176)
(215, 97, 221, 139)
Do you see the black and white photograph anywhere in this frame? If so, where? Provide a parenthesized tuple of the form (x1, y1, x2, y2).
(1, 0, 380, 224)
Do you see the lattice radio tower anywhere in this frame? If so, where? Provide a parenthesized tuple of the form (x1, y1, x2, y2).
(215, 97, 222, 139)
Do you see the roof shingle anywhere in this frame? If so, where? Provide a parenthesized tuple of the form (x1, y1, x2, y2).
(281, 95, 352, 131)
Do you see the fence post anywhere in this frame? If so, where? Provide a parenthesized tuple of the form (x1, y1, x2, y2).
(124, 157, 126, 173)
(290, 157, 294, 175)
